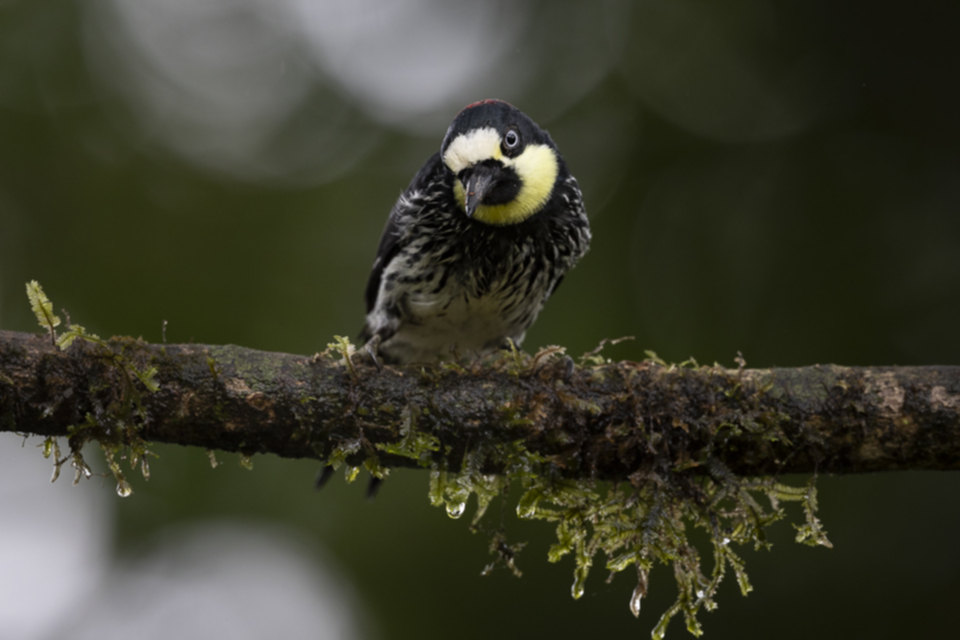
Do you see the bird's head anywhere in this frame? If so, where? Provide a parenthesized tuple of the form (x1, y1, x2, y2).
(440, 99, 562, 226)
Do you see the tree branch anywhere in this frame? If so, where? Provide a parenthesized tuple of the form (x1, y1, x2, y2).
(2, 329, 959, 477)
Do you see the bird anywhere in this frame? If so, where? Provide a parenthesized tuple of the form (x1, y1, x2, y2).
(360, 99, 590, 365)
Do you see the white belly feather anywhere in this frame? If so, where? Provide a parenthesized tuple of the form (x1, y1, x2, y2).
(371, 270, 538, 363)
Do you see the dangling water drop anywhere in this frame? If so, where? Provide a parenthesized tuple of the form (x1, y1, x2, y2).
(72, 461, 92, 485)
(630, 584, 644, 618)
(630, 567, 649, 618)
(239, 454, 254, 470)
(446, 501, 466, 519)
(116, 480, 132, 497)
(571, 570, 587, 599)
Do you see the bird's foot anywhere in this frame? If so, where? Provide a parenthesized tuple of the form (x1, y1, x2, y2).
(366, 476, 384, 500)
(352, 334, 383, 372)
(314, 465, 335, 491)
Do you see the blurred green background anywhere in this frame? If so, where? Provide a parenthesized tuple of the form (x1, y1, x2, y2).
(2, 0, 960, 638)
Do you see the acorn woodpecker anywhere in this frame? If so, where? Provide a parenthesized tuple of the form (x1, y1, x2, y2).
(361, 99, 590, 364)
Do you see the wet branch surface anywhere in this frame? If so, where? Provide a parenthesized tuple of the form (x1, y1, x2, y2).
(2, 329, 959, 477)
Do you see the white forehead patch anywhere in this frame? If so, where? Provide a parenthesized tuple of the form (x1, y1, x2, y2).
(442, 127, 501, 174)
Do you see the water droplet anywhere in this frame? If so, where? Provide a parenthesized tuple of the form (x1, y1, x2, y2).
(116, 480, 132, 497)
(571, 571, 587, 599)
(652, 614, 670, 640)
(446, 501, 466, 519)
(239, 454, 254, 470)
(696, 589, 705, 599)
(207, 450, 219, 468)
(141, 458, 151, 481)
(630, 586, 643, 618)
(72, 461, 92, 485)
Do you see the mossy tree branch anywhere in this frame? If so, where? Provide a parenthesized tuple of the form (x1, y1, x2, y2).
(6, 325, 960, 636)
(2, 329, 959, 477)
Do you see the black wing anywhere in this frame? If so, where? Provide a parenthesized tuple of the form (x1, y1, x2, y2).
(363, 152, 446, 314)
(364, 214, 403, 313)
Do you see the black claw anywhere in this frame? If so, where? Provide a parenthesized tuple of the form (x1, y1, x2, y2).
(314, 465, 335, 491)
(365, 342, 383, 372)
(366, 476, 384, 500)
(354, 334, 383, 372)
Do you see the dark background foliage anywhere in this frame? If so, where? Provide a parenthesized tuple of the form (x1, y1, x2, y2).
(1, 1, 959, 638)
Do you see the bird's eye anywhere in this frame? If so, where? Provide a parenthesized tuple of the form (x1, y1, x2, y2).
(503, 129, 520, 150)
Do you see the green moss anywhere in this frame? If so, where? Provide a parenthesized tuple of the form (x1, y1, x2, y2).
(21, 282, 832, 638)
(375, 403, 440, 467)
(380, 345, 835, 639)
(326, 335, 357, 379)
(27, 282, 158, 497)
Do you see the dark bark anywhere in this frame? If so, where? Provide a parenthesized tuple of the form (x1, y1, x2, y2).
(2, 329, 959, 477)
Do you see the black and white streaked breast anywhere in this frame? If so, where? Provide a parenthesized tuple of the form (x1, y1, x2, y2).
(360, 100, 590, 364)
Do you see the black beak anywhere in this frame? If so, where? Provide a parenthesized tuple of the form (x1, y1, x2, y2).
(461, 164, 501, 218)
